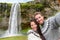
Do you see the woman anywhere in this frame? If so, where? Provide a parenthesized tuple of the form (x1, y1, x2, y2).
(27, 19, 46, 40)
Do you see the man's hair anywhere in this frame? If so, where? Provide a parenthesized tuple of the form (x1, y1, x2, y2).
(34, 12, 43, 18)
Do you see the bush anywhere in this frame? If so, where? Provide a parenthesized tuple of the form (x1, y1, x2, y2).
(21, 22, 30, 30)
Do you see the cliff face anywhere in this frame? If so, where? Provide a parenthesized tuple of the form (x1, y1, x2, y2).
(35, 0, 41, 3)
(0, 0, 60, 30)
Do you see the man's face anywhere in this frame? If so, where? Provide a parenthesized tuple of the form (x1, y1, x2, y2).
(35, 14, 44, 24)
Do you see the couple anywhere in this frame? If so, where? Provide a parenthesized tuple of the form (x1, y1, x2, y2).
(27, 12, 60, 40)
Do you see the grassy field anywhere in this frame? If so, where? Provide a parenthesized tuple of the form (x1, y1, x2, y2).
(0, 36, 27, 40)
(21, 28, 31, 34)
(0, 27, 29, 40)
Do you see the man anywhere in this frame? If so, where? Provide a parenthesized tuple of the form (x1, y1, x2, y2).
(34, 12, 60, 40)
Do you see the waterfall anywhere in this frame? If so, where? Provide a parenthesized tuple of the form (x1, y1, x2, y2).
(9, 3, 20, 35)
(0, 3, 22, 38)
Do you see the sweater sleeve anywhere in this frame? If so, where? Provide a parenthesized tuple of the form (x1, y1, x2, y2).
(28, 33, 42, 40)
(55, 12, 60, 27)
(48, 12, 60, 29)
(46, 16, 58, 29)
(27, 30, 36, 40)
(28, 33, 35, 40)
(27, 30, 42, 40)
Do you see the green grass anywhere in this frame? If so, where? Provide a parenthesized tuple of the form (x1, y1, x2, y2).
(0, 36, 27, 40)
(0, 28, 30, 40)
(21, 28, 31, 34)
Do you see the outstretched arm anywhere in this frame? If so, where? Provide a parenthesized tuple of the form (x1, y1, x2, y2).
(46, 12, 60, 29)
(55, 12, 60, 27)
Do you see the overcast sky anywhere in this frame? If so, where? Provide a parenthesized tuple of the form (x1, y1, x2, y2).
(0, 0, 34, 3)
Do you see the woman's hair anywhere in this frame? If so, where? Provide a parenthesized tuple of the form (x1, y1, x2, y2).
(34, 12, 43, 18)
(30, 18, 46, 40)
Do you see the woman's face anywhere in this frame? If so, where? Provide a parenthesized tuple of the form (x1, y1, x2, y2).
(30, 21, 37, 31)
(35, 14, 44, 25)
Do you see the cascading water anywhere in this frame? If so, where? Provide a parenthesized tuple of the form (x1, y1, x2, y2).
(9, 3, 20, 35)
(0, 3, 21, 38)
